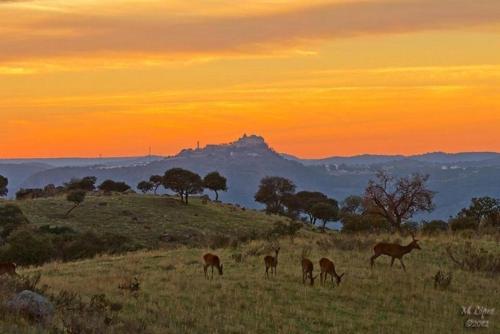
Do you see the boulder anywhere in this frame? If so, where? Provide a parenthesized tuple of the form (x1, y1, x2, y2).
(7, 290, 54, 324)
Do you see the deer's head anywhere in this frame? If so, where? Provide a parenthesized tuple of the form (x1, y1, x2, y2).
(336, 273, 345, 285)
(410, 234, 421, 250)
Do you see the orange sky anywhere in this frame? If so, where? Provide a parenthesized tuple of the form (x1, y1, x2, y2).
(1, 0, 499, 158)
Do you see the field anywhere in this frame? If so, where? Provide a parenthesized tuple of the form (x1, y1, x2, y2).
(2, 233, 498, 333)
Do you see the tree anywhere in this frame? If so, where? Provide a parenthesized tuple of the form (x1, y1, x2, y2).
(254, 176, 296, 214)
(203, 172, 227, 201)
(0, 175, 8, 197)
(65, 176, 97, 192)
(98, 180, 131, 193)
(137, 181, 154, 194)
(364, 171, 435, 232)
(455, 197, 499, 229)
(149, 175, 163, 195)
(66, 190, 86, 217)
(340, 195, 364, 216)
(163, 168, 203, 204)
(311, 200, 339, 231)
(294, 191, 329, 224)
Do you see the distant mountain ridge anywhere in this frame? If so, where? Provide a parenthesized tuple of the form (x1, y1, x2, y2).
(2, 135, 500, 220)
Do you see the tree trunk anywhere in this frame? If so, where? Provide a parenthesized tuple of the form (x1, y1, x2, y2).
(65, 204, 78, 217)
(185, 193, 189, 205)
(215, 190, 219, 201)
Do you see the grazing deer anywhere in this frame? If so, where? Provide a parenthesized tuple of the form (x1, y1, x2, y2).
(301, 258, 318, 286)
(319, 258, 344, 286)
(264, 243, 280, 278)
(0, 262, 17, 276)
(203, 253, 223, 279)
(370, 234, 421, 271)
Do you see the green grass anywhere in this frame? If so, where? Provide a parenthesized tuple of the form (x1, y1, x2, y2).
(7, 233, 500, 334)
(16, 194, 283, 246)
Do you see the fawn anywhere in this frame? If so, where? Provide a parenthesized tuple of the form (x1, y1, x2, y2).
(319, 258, 344, 286)
(370, 234, 421, 271)
(301, 258, 318, 286)
(264, 243, 280, 278)
(203, 253, 223, 279)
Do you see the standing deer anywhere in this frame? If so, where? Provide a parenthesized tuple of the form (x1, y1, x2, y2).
(319, 258, 344, 286)
(301, 258, 318, 286)
(370, 234, 421, 271)
(0, 262, 17, 276)
(203, 253, 223, 279)
(264, 243, 280, 278)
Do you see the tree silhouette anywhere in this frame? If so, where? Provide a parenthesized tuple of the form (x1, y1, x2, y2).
(98, 180, 131, 193)
(137, 181, 154, 194)
(0, 175, 8, 197)
(163, 168, 203, 204)
(203, 171, 227, 201)
(149, 175, 163, 195)
(364, 171, 435, 231)
(254, 176, 295, 214)
(65, 176, 97, 192)
(311, 201, 339, 231)
(66, 190, 86, 217)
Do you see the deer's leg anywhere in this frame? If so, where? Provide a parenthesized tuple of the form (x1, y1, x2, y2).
(204, 264, 208, 279)
(399, 259, 406, 272)
(302, 271, 306, 284)
(390, 258, 395, 267)
(211, 266, 214, 279)
(370, 254, 380, 268)
(265, 266, 269, 279)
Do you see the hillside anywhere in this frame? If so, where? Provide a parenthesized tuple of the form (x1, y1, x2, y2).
(14, 194, 282, 247)
(5, 234, 499, 333)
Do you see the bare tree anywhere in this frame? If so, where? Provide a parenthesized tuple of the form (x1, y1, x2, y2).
(364, 171, 435, 231)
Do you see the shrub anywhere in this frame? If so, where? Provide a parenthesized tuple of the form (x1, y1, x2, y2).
(98, 180, 131, 193)
(38, 225, 77, 236)
(341, 214, 391, 233)
(446, 242, 500, 275)
(0, 204, 29, 238)
(0, 229, 54, 266)
(449, 216, 478, 231)
(268, 221, 302, 241)
(61, 232, 135, 262)
(422, 220, 448, 235)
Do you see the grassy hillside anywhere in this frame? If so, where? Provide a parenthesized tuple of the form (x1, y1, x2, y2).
(3, 233, 499, 333)
(15, 194, 282, 247)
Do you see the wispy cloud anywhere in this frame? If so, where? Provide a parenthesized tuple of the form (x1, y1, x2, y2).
(0, 0, 499, 63)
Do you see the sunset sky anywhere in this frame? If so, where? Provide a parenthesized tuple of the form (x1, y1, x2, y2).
(1, 0, 499, 158)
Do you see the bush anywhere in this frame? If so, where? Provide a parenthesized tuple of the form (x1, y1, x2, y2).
(0, 229, 54, 266)
(60, 232, 136, 262)
(0, 204, 29, 238)
(449, 216, 478, 231)
(446, 242, 500, 275)
(422, 220, 448, 235)
(38, 225, 77, 236)
(341, 214, 391, 233)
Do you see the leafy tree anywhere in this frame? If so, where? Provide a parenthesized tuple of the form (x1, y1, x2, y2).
(66, 190, 86, 217)
(311, 200, 339, 231)
(15, 188, 44, 200)
(294, 191, 329, 224)
(163, 168, 203, 204)
(98, 180, 131, 193)
(254, 176, 296, 214)
(137, 181, 154, 194)
(149, 175, 163, 195)
(421, 220, 448, 234)
(458, 197, 499, 228)
(364, 171, 435, 231)
(203, 171, 227, 201)
(340, 195, 364, 215)
(65, 176, 97, 192)
(0, 175, 8, 197)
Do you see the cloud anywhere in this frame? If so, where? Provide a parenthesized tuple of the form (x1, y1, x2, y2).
(0, 0, 499, 62)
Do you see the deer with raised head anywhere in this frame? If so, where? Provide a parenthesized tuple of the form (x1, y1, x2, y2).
(264, 242, 280, 278)
(319, 258, 344, 286)
(203, 253, 223, 279)
(0, 262, 17, 276)
(301, 258, 318, 286)
(370, 234, 421, 271)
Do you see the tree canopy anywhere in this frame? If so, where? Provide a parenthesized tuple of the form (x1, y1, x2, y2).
(137, 181, 154, 194)
(163, 168, 203, 204)
(66, 190, 86, 217)
(65, 176, 97, 192)
(98, 180, 131, 193)
(364, 171, 435, 231)
(0, 175, 8, 197)
(254, 176, 296, 214)
(203, 171, 227, 201)
(149, 175, 163, 195)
